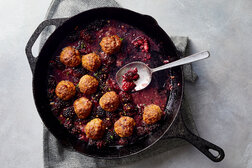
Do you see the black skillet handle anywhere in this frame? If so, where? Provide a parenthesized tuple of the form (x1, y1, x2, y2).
(25, 18, 68, 74)
(177, 125, 225, 162)
(167, 112, 225, 162)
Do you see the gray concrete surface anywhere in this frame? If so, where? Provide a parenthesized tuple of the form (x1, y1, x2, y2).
(0, 0, 251, 168)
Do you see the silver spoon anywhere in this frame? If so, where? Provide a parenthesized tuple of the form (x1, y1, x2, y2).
(116, 51, 210, 91)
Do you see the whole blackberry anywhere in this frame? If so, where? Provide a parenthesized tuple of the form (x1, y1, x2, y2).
(105, 131, 115, 144)
(62, 106, 75, 118)
(64, 119, 73, 130)
(119, 91, 132, 103)
(93, 106, 106, 118)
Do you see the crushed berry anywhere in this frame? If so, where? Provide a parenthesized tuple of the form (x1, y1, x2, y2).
(121, 68, 139, 92)
(103, 118, 112, 128)
(118, 138, 128, 146)
(123, 67, 139, 81)
(122, 82, 136, 92)
(64, 119, 73, 130)
(132, 36, 149, 52)
(96, 140, 105, 149)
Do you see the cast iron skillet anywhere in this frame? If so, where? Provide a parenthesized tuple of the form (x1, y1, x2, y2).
(25, 7, 224, 162)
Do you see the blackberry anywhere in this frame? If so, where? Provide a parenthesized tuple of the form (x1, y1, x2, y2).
(94, 106, 106, 118)
(136, 126, 146, 136)
(122, 103, 137, 116)
(62, 106, 75, 118)
(64, 119, 73, 130)
(105, 131, 115, 144)
(80, 30, 92, 43)
(103, 119, 112, 128)
(119, 91, 132, 103)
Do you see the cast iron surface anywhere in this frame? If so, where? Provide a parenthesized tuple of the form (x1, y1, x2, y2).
(25, 7, 224, 162)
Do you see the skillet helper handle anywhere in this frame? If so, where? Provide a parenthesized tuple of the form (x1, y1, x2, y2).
(25, 18, 68, 74)
(178, 126, 225, 162)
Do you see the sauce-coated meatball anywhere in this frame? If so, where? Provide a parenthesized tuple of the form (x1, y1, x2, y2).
(85, 118, 105, 140)
(74, 97, 92, 119)
(78, 75, 99, 95)
(82, 52, 101, 72)
(99, 91, 119, 112)
(143, 104, 163, 125)
(114, 116, 135, 137)
(60, 46, 81, 67)
(99, 35, 122, 54)
(55, 80, 76, 100)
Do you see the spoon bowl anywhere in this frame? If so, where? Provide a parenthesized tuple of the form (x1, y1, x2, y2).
(116, 61, 152, 91)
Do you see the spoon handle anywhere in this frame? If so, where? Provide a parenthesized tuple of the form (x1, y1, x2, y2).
(151, 51, 210, 73)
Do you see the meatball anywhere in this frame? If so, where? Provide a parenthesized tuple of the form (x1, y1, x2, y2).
(78, 75, 99, 95)
(99, 35, 122, 54)
(114, 116, 135, 137)
(74, 97, 92, 119)
(82, 52, 101, 72)
(85, 118, 105, 140)
(143, 104, 163, 125)
(99, 91, 119, 112)
(55, 80, 76, 100)
(60, 46, 81, 67)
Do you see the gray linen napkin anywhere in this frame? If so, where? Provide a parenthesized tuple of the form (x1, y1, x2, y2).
(40, 0, 198, 167)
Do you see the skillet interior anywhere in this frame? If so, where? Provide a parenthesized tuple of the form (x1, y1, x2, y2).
(33, 7, 183, 158)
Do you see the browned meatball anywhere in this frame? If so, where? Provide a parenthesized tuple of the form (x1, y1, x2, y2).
(73, 97, 92, 119)
(82, 52, 101, 72)
(99, 91, 119, 112)
(60, 46, 81, 67)
(114, 116, 135, 137)
(143, 104, 163, 125)
(85, 118, 105, 140)
(99, 35, 122, 54)
(55, 80, 76, 100)
(78, 75, 99, 95)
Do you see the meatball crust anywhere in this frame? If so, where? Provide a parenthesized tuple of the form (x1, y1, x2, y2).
(60, 46, 81, 67)
(82, 52, 101, 72)
(73, 97, 92, 119)
(85, 118, 105, 140)
(99, 35, 122, 54)
(114, 116, 135, 137)
(55, 80, 76, 100)
(78, 75, 99, 95)
(143, 104, 163, 125)
(99, 91, 119, 112)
